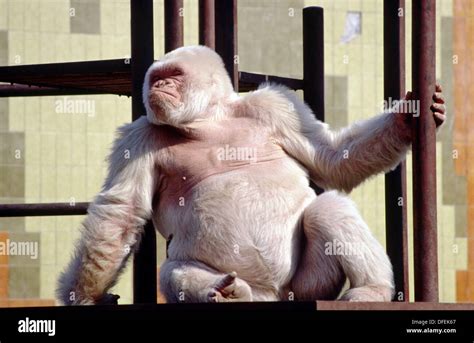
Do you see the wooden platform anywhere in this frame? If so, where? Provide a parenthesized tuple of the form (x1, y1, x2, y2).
(1, 301, 473, 312)
(317, 301, 474, 310)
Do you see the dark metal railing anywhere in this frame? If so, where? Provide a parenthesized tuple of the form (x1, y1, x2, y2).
(0, 202, 89, 217)
(383, 0, 409, 302)
(0, 0, 441, 305)
(411, 0, 439, 302)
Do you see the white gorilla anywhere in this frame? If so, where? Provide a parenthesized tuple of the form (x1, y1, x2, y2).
(57, 45, 445, 304)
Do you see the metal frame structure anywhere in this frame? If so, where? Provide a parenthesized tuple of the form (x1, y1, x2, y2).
(130, 0, 156, 305)
(384, 0, 409, 302)
(411, 0, 439, 303)
(0, 0, 462, 309)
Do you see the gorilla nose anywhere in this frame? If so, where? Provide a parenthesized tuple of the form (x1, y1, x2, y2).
(151, 80, 165, 89)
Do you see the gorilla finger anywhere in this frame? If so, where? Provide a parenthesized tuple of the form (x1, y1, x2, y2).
(432, 92, 445, 104)
(434, 113, 446, 126)
(431, 103, 446, 114)
(215, 272, 237, 291)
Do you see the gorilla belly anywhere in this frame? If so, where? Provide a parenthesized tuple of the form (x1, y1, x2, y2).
(156, 161, 315, 289)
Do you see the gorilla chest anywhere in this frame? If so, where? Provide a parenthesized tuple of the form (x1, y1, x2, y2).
(157, 121, 287, 197)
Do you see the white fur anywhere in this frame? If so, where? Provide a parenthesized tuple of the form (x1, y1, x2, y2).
(292, 191, 394, 301)
(241, 84, 411, 193)
(143, 45, 234, 127)
(58, 46, 412, 305)
(57, 117, 158, 305)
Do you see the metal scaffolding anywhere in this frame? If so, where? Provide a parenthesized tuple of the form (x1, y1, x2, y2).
(0, 0, 456, 309)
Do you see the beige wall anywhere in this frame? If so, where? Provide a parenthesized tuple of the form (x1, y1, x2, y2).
(0, 0, 467, 304)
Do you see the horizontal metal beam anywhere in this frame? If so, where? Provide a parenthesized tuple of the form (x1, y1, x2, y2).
(0, 59, 130, 77)
(317, 301, 474, 310)
(0, 203, 89, 217)
(0, 59, 131, 96)
(0, 300, 472, 312)
(0, 58, 302, 96)
(0, 84, 112, 97)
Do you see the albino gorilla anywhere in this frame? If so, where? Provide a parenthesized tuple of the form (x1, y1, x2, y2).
(58, 46, 445, 304)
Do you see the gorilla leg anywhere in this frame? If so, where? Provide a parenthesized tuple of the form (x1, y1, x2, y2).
(291, 191, 394, 301)
(160, 260, 253, 303)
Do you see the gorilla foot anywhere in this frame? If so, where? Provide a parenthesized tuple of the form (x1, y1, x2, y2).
(339, 285, 393, 302)
(96, 293, 120, 305)
(207, 272, 253, 302)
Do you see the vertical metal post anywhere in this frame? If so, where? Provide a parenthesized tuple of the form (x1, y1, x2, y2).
(303, 7, 324, 122)
(165, 0, 184, 52)
(199, 0, 215, 49)
(215, 0, 238, 90)
(412, 0, 438, 302)
(131, 0, 157, 304)
(303, 6, 324, 195)
(384, 0, 409, 301)
(131, 0, 154, 121)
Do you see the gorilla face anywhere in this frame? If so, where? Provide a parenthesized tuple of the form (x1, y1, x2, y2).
(143, 46, 235, 127)
(147, 64, 185, 124)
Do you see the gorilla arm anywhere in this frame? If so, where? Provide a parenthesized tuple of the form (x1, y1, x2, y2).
(245, 85, 411, 193)
(57, 116, 157, 305)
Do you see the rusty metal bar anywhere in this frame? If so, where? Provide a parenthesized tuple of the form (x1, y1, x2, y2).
(0, 84, 110, 97)
(303, 6, 325, 195)
(131, 0, 157, 304)
(0, 59, 132, 96)
(384, 0, 409, 302)
(0, 203, 89, 217)
(238, 71, 303, 92)
(317, 301, 474, 311)
(131, 0, 154, 122)
(0, 70, 303, 97)
(165, 0, 184, 53)
(215, 0, 238, 90)
(199, 0, 215, 49)
(303, 7, 324, 122)
(412, 0, 438, 302)
(0, 59, 130, 77)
